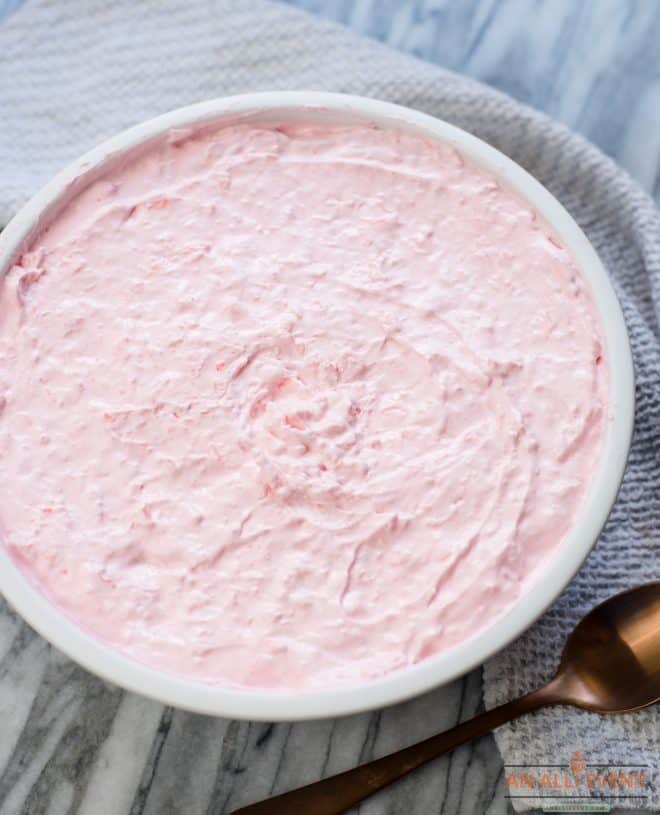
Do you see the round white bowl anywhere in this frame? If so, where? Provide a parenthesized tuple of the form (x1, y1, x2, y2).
(0, 92, 634, 721)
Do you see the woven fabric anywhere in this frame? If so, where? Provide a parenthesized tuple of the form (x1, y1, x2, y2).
(0, 1, 658, 808)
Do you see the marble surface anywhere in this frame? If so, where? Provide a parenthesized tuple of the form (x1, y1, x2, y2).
(0, 1, 658, 814)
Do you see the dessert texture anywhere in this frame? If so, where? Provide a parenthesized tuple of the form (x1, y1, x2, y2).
(0, 123, 607, 688)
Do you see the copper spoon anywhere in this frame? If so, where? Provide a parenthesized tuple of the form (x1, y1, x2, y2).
(231, 582, 660, 815)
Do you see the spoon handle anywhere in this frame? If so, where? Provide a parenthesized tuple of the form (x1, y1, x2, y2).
(231, 683, 562, 815)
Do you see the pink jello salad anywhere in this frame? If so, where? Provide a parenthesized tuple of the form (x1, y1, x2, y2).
(0, 122, 607, 689)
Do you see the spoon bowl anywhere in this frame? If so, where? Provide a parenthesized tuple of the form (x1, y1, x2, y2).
(555, 581, 660, 713)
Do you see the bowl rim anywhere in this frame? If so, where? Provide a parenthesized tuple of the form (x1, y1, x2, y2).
(0, 91, 635, 721)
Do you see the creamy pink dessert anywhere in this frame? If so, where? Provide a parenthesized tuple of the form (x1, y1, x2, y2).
(0, 122, 607, 689)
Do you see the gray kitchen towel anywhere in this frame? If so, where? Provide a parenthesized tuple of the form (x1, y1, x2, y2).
(0, 0, 658, 810)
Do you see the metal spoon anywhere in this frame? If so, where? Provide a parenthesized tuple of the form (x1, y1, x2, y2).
(231, 582, 660, 815)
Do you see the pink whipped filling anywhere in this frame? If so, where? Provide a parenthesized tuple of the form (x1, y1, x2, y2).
(0, 122, 607, 689)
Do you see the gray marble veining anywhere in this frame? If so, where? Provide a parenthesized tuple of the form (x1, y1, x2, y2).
(0, 601, 499, 814)
(0, 0, 658, 813)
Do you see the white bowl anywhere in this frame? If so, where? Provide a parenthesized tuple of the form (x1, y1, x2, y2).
(0, 92, 634, 721)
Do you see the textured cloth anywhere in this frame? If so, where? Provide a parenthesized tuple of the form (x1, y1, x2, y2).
(0, 0, 658, 809)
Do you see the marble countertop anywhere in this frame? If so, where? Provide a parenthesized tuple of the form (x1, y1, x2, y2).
(0, 1, 658, 814)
